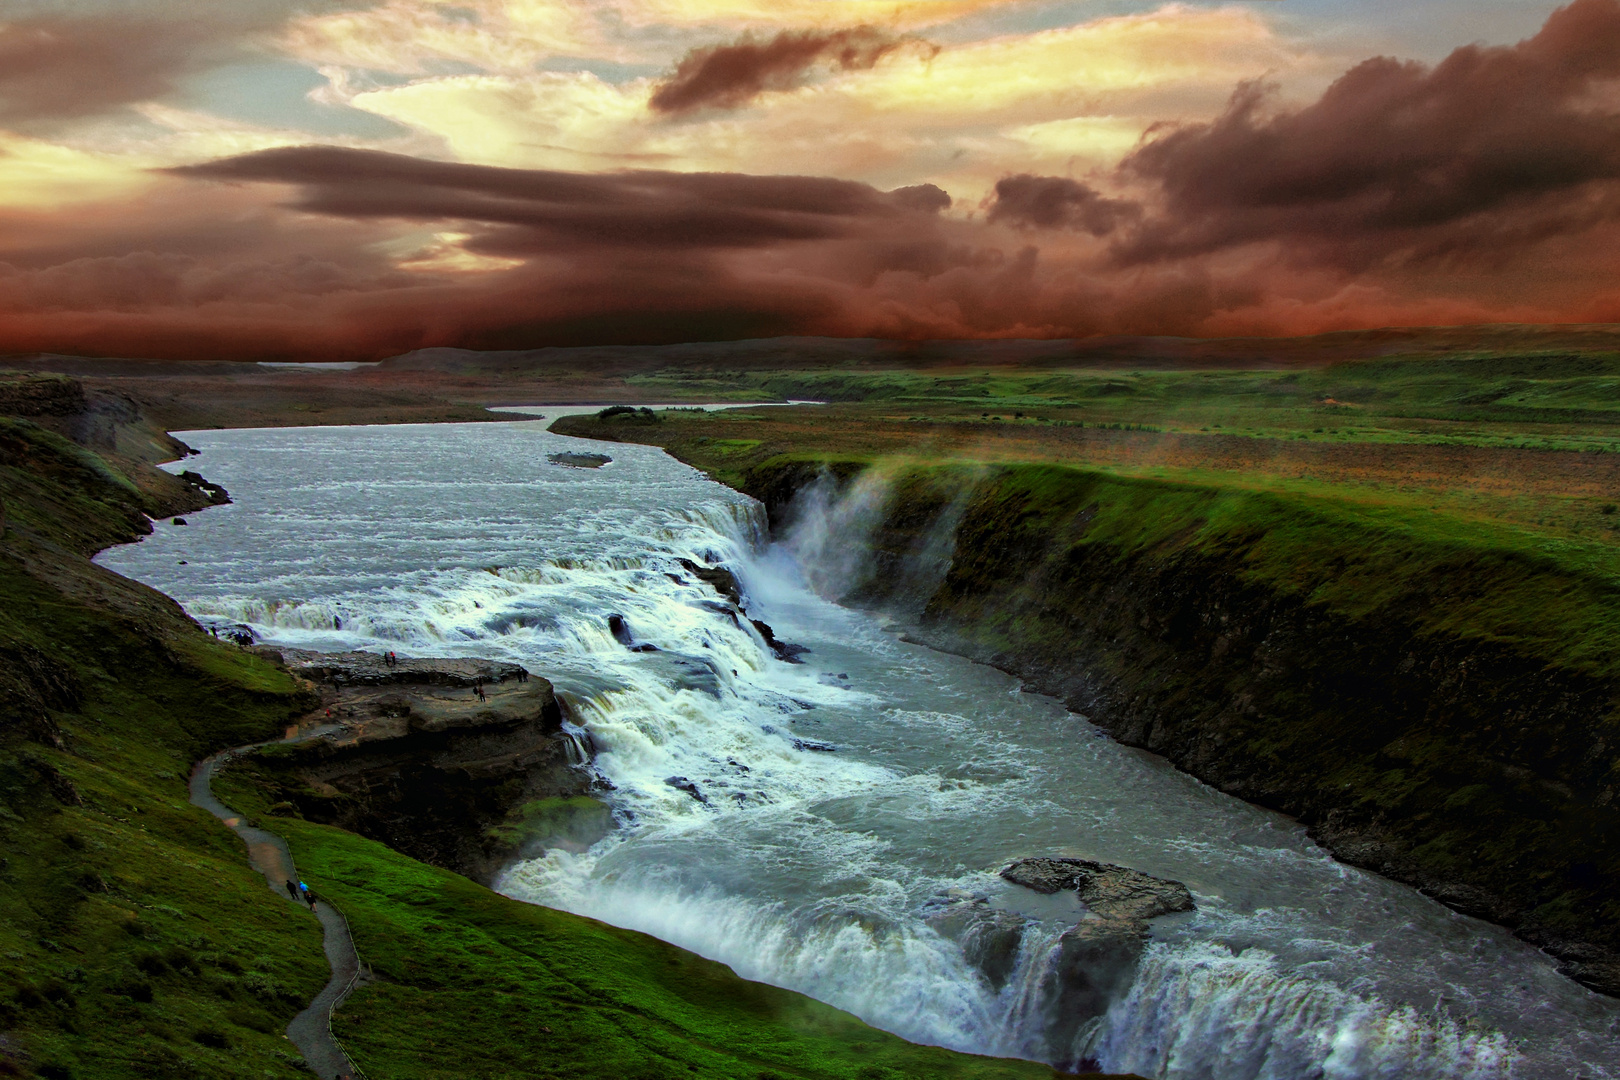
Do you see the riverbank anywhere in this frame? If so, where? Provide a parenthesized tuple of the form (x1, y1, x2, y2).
(554, 402, 1620, 997)
(0, 378, 1120, 1078)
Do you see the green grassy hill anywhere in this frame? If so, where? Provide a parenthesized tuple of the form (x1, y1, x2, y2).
(556, 379, 1620, 989)
(0, 378, 1104, 1079)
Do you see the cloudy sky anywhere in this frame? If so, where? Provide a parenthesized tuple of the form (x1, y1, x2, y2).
(2, 0, 1616, 359)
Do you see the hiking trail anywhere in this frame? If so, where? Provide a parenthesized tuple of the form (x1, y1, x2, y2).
(190, 727, 366, 1080)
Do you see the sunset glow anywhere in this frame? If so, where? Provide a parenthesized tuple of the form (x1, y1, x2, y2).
(0, 0, 1611, 358)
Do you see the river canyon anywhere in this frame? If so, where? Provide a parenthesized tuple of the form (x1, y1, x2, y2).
(96, 418, 1620, 1080)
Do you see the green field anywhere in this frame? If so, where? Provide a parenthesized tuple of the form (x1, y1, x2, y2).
(625, 351, 1620, 452)
(0, 377, 1109, 1080)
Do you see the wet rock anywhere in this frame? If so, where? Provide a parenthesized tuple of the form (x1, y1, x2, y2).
(607, 614, 634, 646)
(280, 648, 527, 688)
(547, 451, 611, 468)
(1002, 857, 1194, 921)
(678, 558, 742, 605)
(171, 517, 187, 525)
(665, 776, 707, 803)
(1041, 917, 1149, 1056)
(178, 470, 229, 504)
(924, 895, 1028, 990)
(1419, 882, 1519, 924)
(751, 618, 810, 663)
(700, 600, 742, 628)
(790, 737, 837, 753)
(1557, 959, 1620, 996)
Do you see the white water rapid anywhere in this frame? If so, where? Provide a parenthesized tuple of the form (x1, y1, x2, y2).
(98, 419, 1620, 1080)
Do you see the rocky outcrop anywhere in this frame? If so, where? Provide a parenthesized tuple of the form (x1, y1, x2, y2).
(277, 647, 528, 688)
(244, 651, 597, 883)
(0, 374, 86, 417)
(678, 557, 743, 605)
(1001, 857, 1195, 922)
(928, 859, 1192, 1064)
(923, 894, 1028, 991)
(675, 557, 810, 662)
(738, 459, 1620, 996)
(548, 451, 611, 468)
(1000, 857, 1194, 1061)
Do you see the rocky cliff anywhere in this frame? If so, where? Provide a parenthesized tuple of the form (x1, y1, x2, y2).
(238, 650, 601, 884)
(741, 457, 1620, 996)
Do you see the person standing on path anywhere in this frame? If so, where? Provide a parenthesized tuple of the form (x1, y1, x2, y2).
(286, 879, 300, 902)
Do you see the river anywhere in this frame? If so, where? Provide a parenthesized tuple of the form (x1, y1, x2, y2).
(97, 418, 1620, 1079)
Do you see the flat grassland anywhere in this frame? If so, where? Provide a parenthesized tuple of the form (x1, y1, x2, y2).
(561, 350, 1620, 674)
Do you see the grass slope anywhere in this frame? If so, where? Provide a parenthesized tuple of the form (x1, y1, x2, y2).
(1, 417, 329, 1078)
(556, 396, 1620, 956)
(215, 767, 1079, 1080)
(2, 385, 1130, 1079)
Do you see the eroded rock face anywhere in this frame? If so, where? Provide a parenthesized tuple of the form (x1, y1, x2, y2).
(678, 557, 743, 606)
(996, 856, 1195, 1063)
(1031, 917, 1150, 1062)
(279, 648, 527, 688)
(924, 894, 1028, 991)
(247, 651, 592, 882)
(1002, 857, 1195, 921)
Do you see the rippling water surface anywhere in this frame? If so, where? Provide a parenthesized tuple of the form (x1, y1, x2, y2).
(99, 419, 1620, 1079)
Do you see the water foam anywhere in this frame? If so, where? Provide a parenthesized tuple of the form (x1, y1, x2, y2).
(95, 421, 1618, 1080)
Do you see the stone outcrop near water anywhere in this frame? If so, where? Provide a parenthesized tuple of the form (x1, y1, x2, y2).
(239, 649, 599, 883)
(1001, 858, 1195, 923)
(741, 458, 1620, 997)
(928, 859, 1195, 1061)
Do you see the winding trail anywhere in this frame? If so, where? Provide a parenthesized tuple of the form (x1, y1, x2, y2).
(190, 728, 366, 1080)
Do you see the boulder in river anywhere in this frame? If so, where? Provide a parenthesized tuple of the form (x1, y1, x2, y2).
(547, 451, 612, 468)
(924, 894, 1028, 990)
(678, 557, 742, 605)
(1001, 856, 1194, 921)
(1041, 916, 1150, 1055)
(750, 618, 810, 663)
(665, 776, 707, 803)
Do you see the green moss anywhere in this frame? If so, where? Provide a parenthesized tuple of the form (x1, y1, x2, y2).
(258, 817, 1073, 1080)
(483, 795, 613, 850)
(2, 397, 1135, 1079)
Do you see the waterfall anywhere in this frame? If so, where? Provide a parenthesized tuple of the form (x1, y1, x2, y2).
(97, 420, 1613, 1080)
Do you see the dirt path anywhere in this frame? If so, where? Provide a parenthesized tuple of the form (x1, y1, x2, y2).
(190, 729, 366, 1080)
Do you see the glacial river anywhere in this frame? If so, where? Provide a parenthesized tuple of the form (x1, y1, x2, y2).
(99, 419, 1620, 1079)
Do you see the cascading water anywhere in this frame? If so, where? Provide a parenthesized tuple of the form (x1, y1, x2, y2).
(98, 419, 1620, 1080)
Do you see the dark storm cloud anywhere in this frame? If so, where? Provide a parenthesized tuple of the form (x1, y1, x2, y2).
(0, 17, 222, 123)
(18, 1, 1620, 363)
(889, 184, 951, 214)
(648, 26, 931, 114)
(172, 145, 934, 250)
(1117, 0, 1620, 267)
(986, 174, 1138, 236)
(0, 3, 373, 126)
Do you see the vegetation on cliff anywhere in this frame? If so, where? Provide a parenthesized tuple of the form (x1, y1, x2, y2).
(216, 771, 1073, 1080)
(0, 375, 1110, 1078)
(1, 385, 328, 1078)
(554, 354, 1620, 993)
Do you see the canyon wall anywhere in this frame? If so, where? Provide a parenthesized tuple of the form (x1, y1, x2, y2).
(743, 458, 1620, 995)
